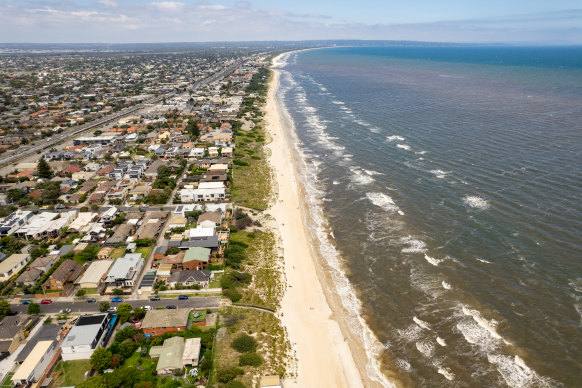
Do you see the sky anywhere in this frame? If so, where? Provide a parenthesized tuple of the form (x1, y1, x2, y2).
(1, 0, 581, 44)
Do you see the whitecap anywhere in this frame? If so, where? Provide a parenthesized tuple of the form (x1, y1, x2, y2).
(461, 305, 504, 342)
(364, 169, 384, 176)
(401, 236, 427, 253)
(396, 359, 411, 371)
(332, 181, 340, 185)
(415, 340, 434, 357)
(437, 367, 455, 380)
(476, 257, 492, 264)
(387, 135, 405, 142)
(349, 167, 375, 185)
(424, 254, 443, 266)
(436, 337, 447, 346)
(413, 316, 432, 331)
(397, 144, 411, 151)
(366, 192, 401, 213)
(441, 281, 452, 290)
(430, 169, 450, 179)
(463, 195, 490, 210)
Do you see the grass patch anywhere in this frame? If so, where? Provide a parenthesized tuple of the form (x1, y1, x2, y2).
(136, 246, 152, 258)
(189, 310, 207, 323)
(111, 248, 125, 259)
(52, 360, 91, 386)
(81, 288, 98, 294)
(231, 122, 272, 211)
(0, 372, 14, 388)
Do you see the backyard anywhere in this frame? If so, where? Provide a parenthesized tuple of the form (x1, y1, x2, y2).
(51, 359, 92, 387)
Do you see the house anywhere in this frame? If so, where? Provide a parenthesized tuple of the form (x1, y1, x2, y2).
(100, 206, 118, 224)
(0, 315, 30, 359)
(153, 245, 168, 262)
(167, 217, 187, 230)
(221, 146, 233, 158)
(149, 336, 185, 375)
(68, 212, 99, 233)
(14, 324, 59, 365)
(60, 314, 113, 360)
(11, 341, 56, 386)
(15, 267, 43, 286)
(144, 160, 165, 179)
(142, 308, 190, 337)
(0, 253, 31, 280)
(97, 247, 113, 260)
(180, 182, 225, 203)
(197, 211, 222, 228)
(189, 226, 215, 239)
(182, 247, 211, 270)
(104, 253, 143, 289)
(0, 210, 34, 236)
(208, 147, 219, 158)
(169, 270, 211, 289)
(76, 260, 113, 289)
(43, 259, 84, 295)
(182, 337, 201, 367)
(188, 148, 205, 160)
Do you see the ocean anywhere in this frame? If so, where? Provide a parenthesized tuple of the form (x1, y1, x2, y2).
(273, 46, 582, 387)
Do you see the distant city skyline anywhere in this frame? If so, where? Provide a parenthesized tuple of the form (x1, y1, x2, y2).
(1, 0, 581, 44)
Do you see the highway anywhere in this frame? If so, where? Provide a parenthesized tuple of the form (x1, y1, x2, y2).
(11, 296, 221, 314)
(0, 59, 245, 169)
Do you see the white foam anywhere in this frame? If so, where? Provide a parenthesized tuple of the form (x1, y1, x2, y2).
(332, 181, 340, 185)
(441, 281, 452, 290)
(387, 135, 405, 142)
(463, 195, 491, 210)
(401, 236, 427, 253)
(424, 254, 443, 266)
(436, 337, 447, 346)
(437, 367, 455, 380)
(415, 340, 434, 357)
(461, 305, 503, 341)
(349, 167, 375, 185)
(487, 354, 554, 388)
(364, 169, 384, 176)
(366, 192, 401, 213)
(396, 359, 411, 372)
(413, 316, 432, 331)
(397, 144, 411, 151)
(476, 257, 492, 264)
(332, 100, 344, 105)
(430, 169, 450, 179)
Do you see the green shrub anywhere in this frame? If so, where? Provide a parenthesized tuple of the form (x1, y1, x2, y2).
(231, 333, 258, 353)
(216, 367, 244, 383)
(223, 288, 242, 302)
(225, 381, 246, 388)
(239, 352, 262, 367)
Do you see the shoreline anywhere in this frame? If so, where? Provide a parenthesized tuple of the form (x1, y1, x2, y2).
(266, 52, 383, 387)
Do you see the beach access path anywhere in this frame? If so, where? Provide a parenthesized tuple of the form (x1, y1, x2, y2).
(266, 58, 365, 388)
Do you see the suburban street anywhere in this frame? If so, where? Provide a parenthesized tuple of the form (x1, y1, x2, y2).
(10, 296, 220, 314)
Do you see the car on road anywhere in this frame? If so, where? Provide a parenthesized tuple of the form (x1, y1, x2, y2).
(107, 307, 117, 313)
(150, 296, 160, 301)
(21, 300, 31, 305)
(166, 305, 177, 309)
(144, 305, 152, 311)
(59, 308, 71, 314)
(41, 299, 52, 304)
(111, 297, 123, 303)
(178, 295, 188, 300)
(86, 298, 96, 303)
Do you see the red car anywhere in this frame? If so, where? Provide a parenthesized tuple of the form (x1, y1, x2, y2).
(40, 299, 52, 304)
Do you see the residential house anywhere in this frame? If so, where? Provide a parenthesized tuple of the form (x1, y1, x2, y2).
(197, 211, 222, 228)
(43, 259, 84, 295)
(104, 253, 143, 289)
(168, 270, 212, 289)
(76, 260, 113, 289)
(182, 338, 201, 367)
(149, 337, 185, 375)
(182, 247, 210, 270)
(141, 309, 189, 337)
(0, 254, 31, 281)
(11, 341, 56, 386)
(60, 314, 113, 360)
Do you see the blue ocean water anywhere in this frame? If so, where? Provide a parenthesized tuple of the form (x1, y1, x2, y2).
(275, 46, 582, 387)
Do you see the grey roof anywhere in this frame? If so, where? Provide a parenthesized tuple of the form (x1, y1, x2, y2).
(0, 315, 28, 340)
(139, 273, 156, 288)
(106, 254, 142, 281)
(169, 270, 210, 284)
(154, 246, 168, 255)
(62, 314, 109, 347)
(59, 245, 74, 257)
(15, 324, 59, 363)
(181, 236, 219, 249)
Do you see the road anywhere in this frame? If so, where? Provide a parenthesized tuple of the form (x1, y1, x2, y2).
(12, 296, 220, 314)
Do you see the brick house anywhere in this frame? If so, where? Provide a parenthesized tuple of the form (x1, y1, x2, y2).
(43, 259, 84, 295)
(141, 309, 190, 337)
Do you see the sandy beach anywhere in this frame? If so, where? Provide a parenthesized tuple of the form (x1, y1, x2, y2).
(266, 56, 366, 388)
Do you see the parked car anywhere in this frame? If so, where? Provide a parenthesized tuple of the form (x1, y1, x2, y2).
(150, 296, 160, 301)
(21, 300, 31, 305)
(166, 305, 177, 309)
(40, 299, 52, 304)
(178, 295, 188, 300)
(144, 305, 152, 311)
(107, 307, 117, 313)
(111, 297, 123, 303)
(86, 298, 96, 303)
(59, 308, 71, 314)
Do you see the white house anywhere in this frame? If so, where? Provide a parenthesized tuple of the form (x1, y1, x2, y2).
(11, 341, 56, 386)
(0, 254, 31, 280)
(105, 253, 143, 288)
(179, 182, 225, 203)
(76, 260, 113, 289)
(60, 314, 112, 360)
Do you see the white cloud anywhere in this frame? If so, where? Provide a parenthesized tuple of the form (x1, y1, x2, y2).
(98, 0, 118, 7)
(151, 1, 185, 12)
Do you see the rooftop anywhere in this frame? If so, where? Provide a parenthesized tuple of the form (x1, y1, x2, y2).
(142, 308, 189, 329)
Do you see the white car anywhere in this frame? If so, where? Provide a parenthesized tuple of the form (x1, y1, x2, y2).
(144, 305, 152, 311)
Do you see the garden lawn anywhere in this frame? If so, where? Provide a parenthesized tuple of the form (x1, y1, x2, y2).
(0, 372, 14, 388)
(136, 246, 152, 258)
(53, 360, 91, 386)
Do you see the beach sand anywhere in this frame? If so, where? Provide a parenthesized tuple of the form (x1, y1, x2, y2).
(266, 58, 367, 388)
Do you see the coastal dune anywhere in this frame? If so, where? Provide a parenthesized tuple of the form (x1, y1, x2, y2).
(266, 58, 365, 387)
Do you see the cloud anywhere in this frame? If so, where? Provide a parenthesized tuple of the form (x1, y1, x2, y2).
(98, 0, 118, 7)
(151, 1, 185, 12)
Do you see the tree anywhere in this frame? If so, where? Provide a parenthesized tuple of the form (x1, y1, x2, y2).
(99, 302, 110, 312)
(36, 158, 53, 179)
(76, 289, 86, 297)
(112, 288, 123, 295)
(0, 299, 11, 319)
(27, 303, 41, 315)
(116, 303, 132, 323)
(6, 188, 25, 203)
(216, 367, 244, 383)
(90, 347, 112, 372)
(230, 333, 258, 353)
(133, 307, 146, 320)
